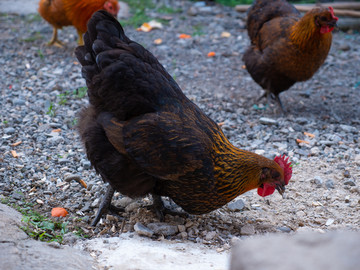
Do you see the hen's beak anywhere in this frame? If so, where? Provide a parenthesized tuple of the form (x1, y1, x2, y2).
(328, 19, 338, 28)
(275, 183, 286, 198)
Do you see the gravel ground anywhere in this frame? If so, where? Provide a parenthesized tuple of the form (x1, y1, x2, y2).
(1, 0, 360, 253)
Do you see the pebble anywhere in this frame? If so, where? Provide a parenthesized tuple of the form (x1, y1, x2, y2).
(4, 127, 16, 134)
(205, 231, 217, 241)
(240, 224, 255, 236)
(227, 199, 245, 211)
(259, 117, 277, 125)
(134, 222, 154, 237)
(325, 179, 335, 189)
(355, 155, 360, 166)
(344, 179, 356, 186)
(310, 147, 320, 156)
(125, 202, 140, 212)
(312, 176, 323, 187)
(178, 225, 186, 233)
(277, 226, 292, 233)
(325, 218, 335, 226)
(147, 223, 178, 236)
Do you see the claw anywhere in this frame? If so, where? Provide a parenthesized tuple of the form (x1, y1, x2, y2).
(91, 185, 124, 226)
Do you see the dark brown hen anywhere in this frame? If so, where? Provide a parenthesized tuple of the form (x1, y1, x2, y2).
(243, 0, 338, 112)
(75, 11, 292, 226)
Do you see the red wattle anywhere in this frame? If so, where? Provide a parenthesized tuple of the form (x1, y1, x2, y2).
(257, 184, 275, 197)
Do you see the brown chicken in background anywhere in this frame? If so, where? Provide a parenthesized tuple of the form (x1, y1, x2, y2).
(75, 11, 292, 226)
(243, 0, 338, 112)
(38, 0, 120, 46)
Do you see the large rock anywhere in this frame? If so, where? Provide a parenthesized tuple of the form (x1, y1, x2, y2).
(230, 232, 360, 270)
(0, 203, 95, 270)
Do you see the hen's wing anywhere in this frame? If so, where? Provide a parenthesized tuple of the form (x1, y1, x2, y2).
(246, 0, 300, 43)
(97, 110, 215, 183)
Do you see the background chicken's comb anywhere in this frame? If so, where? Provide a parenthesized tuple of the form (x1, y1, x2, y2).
(274, 155, 292, 185)
(328, 7, 338, 20)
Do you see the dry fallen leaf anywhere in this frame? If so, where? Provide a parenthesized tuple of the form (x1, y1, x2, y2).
(51, 207, 68, 217)
(11, 150, 18, 158)
(221, 31, 231, 38)
(207, 52, 216, 57)
(217, 122, 225, 127)
(79, 179, 87, 189)
(52, 128, 61, 133)
(11, 141, 22, 147)
(296, 138, 310, 144)
(304, 132, 315, 138)
(154, 38, 163, 45)
(179, 33, 191, 39)
(137, 20, 163, 32)
(36, 199, 44, 204)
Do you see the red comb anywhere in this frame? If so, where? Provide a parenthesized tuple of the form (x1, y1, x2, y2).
(328, 7, 338, 21)
(274, 155, 292, 185)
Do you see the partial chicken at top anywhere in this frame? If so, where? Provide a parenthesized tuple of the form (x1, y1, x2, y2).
(243, 0, 338, 113)
(75, 11, 292, 226)
(38, 0, 120, 47)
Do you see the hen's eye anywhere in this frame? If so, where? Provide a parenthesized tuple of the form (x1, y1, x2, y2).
(320, 16, 327, 21)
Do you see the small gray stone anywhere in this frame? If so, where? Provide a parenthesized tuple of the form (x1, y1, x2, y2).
(81, 160, 91, 169)
(240, 224, 255, 236)
(310, 147, 320, 156)
(259, 117, 277, 125)
(47, 136, 64, 145)
(295, 117, 309, 125)
(134, 222, 154, 237)
(12, 98, 26, 106)
(147, 222, 178, 236)
(187, 6, 198, 16)
(4, 127, 16, 134)
(125, 202, 140, 212)
(58, 158, 70, 164)
(11, 191, 24, 200)
(228, 199, 245, 211)
(205, 231, 217, 241)
(178, 225, 186, 233)
(277, 226, 292, 233)
(354, 155, 360, 166)
(339, 124, 356, 133)
(312, 176, 323, 187)
(325, 179, 335, 189)
(344, 179, 356, 186)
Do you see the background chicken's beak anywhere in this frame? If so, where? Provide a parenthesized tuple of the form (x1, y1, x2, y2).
(276, 184, 285, 198)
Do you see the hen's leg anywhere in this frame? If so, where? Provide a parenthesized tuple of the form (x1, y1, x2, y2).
(149, 194, 188, 221)
(274, 94, 286, 114)
(77, 30, 84, 45)
(91, 185, 124, 226)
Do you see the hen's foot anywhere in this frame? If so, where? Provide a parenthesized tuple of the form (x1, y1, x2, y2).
(91, 185, 124, 226)
(258, 91, 286, 114)
(149, 195, 188, 222)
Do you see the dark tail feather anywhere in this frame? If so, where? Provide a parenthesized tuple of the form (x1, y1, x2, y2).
(75, 10, 129, 66)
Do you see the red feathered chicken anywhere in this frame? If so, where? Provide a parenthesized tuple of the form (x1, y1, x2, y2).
(243, 0, 338, 112)
(38, 0, 120, 46)
(75, 11, 293, 226)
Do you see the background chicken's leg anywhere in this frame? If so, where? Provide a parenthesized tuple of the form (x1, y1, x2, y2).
(77, 30, 84, 45)
(48, 27, 65, 47)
